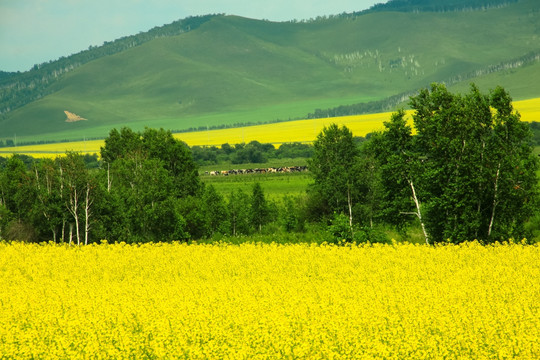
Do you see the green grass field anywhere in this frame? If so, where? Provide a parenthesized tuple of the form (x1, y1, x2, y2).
(200, 158, 311, 199)
(202, 172, 312, 200)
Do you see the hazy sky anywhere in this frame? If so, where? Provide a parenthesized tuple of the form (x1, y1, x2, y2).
(0, 0, 382, 72)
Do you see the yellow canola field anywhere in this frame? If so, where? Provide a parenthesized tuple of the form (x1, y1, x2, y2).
(176, 112, 396, 147)
(514, 97, 540, 122)
(0, 241, 538, 359)
(2, 97, 539, 158)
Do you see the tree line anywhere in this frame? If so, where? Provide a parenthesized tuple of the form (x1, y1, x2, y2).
(0, 128, 309, 244)
(192, 142, 314, 165)
(0, 84, 538, 244)
(363, 0, 518, 14)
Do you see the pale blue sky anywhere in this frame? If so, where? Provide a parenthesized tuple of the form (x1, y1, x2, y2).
(0, 0, 382, 72)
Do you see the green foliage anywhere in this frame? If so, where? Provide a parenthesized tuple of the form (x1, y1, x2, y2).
(202, 185, 230, 236)
(231, 141, 268, 164)
(228, 189, 251, 236)
(309, 124, 359, 218)
(250, 183, 270, 232)
(279, 195, 307, 233)
(101, 127, 202, 198)
(99, 127, 202, 242)
(327, 213, 354, 243)
(192, 142, 313, 166)
(326, 213, 389, 244)
(0, 156, 36, 222)
(0, 203, 12, 240)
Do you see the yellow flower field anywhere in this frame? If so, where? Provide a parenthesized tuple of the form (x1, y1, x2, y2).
(2, 96, 539, 158)
(0, 241, 538, 359)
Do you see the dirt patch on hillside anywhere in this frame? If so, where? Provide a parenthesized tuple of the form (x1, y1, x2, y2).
(64, 110, 87, 122)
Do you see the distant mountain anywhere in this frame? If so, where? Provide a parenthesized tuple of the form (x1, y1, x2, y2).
(1, 0, 539, 142)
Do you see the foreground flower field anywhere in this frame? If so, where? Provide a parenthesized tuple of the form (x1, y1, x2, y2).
(0, 241, 538, 359)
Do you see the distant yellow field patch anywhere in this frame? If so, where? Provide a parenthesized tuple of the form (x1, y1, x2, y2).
(174, 112, 399, 147)
(1, 97, 539, 158)
(514, 97, 540, 122)
(0, 139, 104, 159)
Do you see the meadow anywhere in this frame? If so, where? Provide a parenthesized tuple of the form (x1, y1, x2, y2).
(201, 171, 311, 199)
(0, 241, 538, 359)
(2, 95, 539, 158)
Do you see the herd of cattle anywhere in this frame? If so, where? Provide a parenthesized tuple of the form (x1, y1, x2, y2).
(204, 166, 308, 176)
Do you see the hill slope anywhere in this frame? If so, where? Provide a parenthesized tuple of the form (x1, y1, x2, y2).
(1, 0, 539, 142)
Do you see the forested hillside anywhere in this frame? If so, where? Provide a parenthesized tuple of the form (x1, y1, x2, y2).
(0, 0, 539, 143)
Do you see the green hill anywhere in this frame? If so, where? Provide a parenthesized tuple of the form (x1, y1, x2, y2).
(1, 0, 539, 143)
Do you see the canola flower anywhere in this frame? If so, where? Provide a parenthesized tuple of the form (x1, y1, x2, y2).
(0, 241, 538, 359)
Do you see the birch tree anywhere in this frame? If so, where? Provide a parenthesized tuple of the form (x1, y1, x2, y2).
(32, 158, 64, 242)
(368, 110, 430, 244)
(59, 152, 91, 246)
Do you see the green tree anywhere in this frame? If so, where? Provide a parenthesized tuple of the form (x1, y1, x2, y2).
(101, 127, 201, 198)
(59, 152, 94, 245)
(0, 203, 11, 240)
(141, 127, 201, 197)
(368, 110, 428, 243)
(202, 185, 230, 236)
(177, 196, 207, 240)
(228, 189, 251, 236)
(100, 127, 201, 241)
(250, 183, 269, 232)
(0, 155, 37, 241)
(280, 195, 306, 233)
(308, 124, 360, 234)
(31, 158, 65, 242)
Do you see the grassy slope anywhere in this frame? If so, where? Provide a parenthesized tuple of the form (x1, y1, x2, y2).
(448, 61, 540, 100)
(1, 0, 539, 142)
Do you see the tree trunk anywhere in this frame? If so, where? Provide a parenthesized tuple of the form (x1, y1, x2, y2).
(69, 187, 80, 246)
(84, 183, 92, 245)
(107, 162, 111, 192)
(69, 223, 73, 246)
(408, 178, 429, 245)
(347, 183, 354, 239)
(487, 162, 501, 238)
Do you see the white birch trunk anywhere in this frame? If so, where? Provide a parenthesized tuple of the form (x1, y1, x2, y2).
(107, 162, 111, 193)
(69, 223, 73, 246)
(347, 183, 354, 239)
(408, 178, 429, 245)
(487, 163, 501, 238)
(84, 183, 93, 245)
